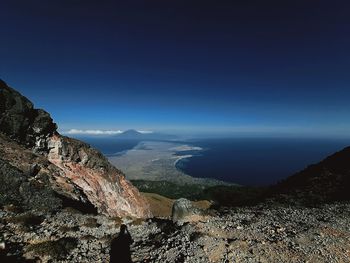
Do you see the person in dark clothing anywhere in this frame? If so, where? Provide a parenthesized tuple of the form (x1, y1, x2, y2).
(110, 224, 134, 263)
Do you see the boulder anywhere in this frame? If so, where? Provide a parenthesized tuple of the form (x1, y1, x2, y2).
(172, 198, 201, 225)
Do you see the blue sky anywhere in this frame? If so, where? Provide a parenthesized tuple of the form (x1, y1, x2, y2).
(1, 0, 350, 137)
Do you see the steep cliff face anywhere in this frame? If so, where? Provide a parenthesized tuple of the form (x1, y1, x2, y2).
(47, 135, 151, 217)
(0, 79, 57, 152)
(0, 132, 95, 213)
(0, 79, 151, 218)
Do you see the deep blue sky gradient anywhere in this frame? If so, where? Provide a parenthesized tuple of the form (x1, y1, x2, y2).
(1, 0, 350, 136)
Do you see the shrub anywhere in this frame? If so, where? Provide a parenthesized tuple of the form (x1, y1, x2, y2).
(58, 226, 79, 232)
(6, 213, 43, 227)
(26, 237, 78, 259)
(82, 217, 99, 228)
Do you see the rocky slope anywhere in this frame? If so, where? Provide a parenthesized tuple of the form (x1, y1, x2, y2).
(1, 79, 350, 262)
(1, 201, 349, 262)
(0, 79, 151, 218)
(271, 146, 350, 204)
(2, 139, 347, 262)
(1, 140, 349, 263)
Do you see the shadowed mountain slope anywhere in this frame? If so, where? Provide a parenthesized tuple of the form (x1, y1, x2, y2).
(271, 146, 350, 204)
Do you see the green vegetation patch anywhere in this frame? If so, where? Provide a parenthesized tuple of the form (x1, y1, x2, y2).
(58, 225, 79, 232)
(26, 237, 78, 259)
(131, 180, 207, 200)
(82, 217, 100, 228)
(203, 185, 267, 207)
(132, 179, 267, 207)
(6, 213, 44, 227)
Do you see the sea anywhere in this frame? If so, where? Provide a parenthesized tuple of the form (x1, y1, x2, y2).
(76, 136, 350, 186)
(75, 137, 140, 157)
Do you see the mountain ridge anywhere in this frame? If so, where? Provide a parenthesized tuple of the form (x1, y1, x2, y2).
(0, 79, 151, 218)
(270, 145, 350, 204)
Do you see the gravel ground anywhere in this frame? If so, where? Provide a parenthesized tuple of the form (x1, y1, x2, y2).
(1, 202, 350, 262)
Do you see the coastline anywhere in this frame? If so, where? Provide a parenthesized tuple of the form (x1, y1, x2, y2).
(108, 140, 232, 186)
(106, 138, 350, 187)
(173, 154, 193, 166)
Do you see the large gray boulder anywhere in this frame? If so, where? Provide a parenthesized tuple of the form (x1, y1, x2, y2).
(172, 198, 201, 225)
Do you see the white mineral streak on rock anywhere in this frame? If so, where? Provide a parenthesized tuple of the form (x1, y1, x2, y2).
(47, 135, 152, 218)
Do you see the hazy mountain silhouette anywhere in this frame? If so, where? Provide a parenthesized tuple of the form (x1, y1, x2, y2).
(116, 129, 177, 141)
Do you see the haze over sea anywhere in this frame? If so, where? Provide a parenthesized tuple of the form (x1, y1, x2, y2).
(78, 136, 350, 186)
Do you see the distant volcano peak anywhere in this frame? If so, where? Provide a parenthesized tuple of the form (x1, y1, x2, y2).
(122, 129, 142, 135)
(117, 129, 177, 140)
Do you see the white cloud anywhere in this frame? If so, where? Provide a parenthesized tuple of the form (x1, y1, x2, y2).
(65, 129, 123, 135)
(137, 130, 153, 134)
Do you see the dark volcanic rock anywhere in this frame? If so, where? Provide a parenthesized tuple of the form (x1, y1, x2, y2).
(0, 131, 98, 214)
(0, 158, 62, 212)
(0, 129, 93, 213)
(0, 158, 23, 206)
(0, 79, 57, 151)
(271, 146, 350, 204)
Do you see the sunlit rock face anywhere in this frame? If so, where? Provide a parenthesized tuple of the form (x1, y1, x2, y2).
(47, 135, 151, 218)
(0, 79, 152, 218)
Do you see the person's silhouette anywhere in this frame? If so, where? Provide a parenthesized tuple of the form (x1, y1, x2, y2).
(110, 224, 134, 263)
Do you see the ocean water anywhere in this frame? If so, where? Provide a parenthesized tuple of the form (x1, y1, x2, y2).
(176, 138, 350, 186)
(77, 136, 350, 186)
(73, 137, 140, 156)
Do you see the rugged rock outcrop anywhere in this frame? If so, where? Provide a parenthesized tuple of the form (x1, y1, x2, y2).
(0, 158, 62, 212)
(47, 135, 151, 217)
(0, 79, 151, 218)
(0, 79, 57, 152)
(0, 132, 94, 213)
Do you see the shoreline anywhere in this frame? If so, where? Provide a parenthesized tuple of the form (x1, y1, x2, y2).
(171, 144, 204, 173)
(172, 146, 235, 186)
(173, 154, 193, 166)
(108, 140, 233, 186)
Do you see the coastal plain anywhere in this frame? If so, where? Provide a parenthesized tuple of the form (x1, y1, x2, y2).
(108, 141, 228, 186)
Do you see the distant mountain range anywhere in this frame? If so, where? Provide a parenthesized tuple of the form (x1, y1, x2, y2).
(115, 129, 178, 141)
